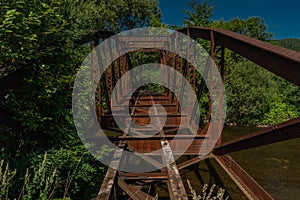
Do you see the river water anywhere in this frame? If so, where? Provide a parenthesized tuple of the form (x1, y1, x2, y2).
(177, 126, 300, 200)
(221, 126, 300, 199)
(154, 126, 300, 199)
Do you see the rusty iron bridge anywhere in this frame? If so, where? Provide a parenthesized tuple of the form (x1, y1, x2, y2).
(1, 27, 300, 200)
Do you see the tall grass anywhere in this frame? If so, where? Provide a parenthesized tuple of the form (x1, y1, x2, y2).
(0, 152, 82, 200)
(187, 180, 229, 200)
(1, 155, 229, 200)
(0, 160, 16, 200)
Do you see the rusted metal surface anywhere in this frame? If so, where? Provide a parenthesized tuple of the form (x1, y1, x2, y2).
(120, 172, 167, 180)
(97, 141, 126, 200)
(152, 94, 188, 200)
(97, 95, 140, 199)
(97, 167, 118, 200)
(213, 116, 300, 155)
(178, 27, 300, 86)
(161, 140, 188, 200)
(177, 155, 209, 170)
(97, 91, 191, 199)
(215, 155, 274, 200)
(117, 177, 156, 200)
(94, 27, 300, 199)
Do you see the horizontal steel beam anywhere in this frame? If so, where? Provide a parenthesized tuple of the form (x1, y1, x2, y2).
(120, 172, 168, 180)
(177, 155, 209, 170)
(213, 116, 300, 155)
(111, 113, 186, 117)
(86, 135, 206, 141)
(178, 27, 300, 86)
(117, 177, 156, 200)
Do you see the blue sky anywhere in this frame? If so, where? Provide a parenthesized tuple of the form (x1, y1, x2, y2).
(158, 0, 300, 39)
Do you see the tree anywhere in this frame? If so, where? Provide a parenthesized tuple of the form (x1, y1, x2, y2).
(274, 38, 300, 52)
(183, 0, 214, 27)
(224, 59, 276, 125)
(1, 0, 161, 144)
(0, 1, 67, 70)
(1, 0, 162, 198)
(262, 93, 299, 125)
(211, 17, 273, 41)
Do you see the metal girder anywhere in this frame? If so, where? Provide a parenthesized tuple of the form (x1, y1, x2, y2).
(94, 39, 112, 113)
(97, 95, 141, 199)
(215, 155, 274, 200)
(103, 135, 206, 140)
(117, 177, 156, 200)
(161, 140, 188, 200)
(152, 97, 188, 200)
(213, 116, 300, 155)
(134, 154, 164, 169)
(97, 147, 124, 200)
(178, 27, 300, 86)
(93, 27, 300, 200)
(97, 167, 118, 200)
(177, 155, 209, 170)
(120, 172, 168, 180)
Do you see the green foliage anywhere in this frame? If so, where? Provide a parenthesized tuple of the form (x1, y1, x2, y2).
(211, 17, 273, 40)
(224, 58, 300, 125)
(1, 0, 161, 198)
(25, 147, 106, 199)
(1, 0, 160, 147)
(262, 94, 299, 125)
(181, 0, 299, 126)
(128, 52, 165, 93)
(273, 38, 300, 52)
(59, 0, 160, 34)
(224, 59, 275, 125)
(0, 0, 67, 69)
(1, 147, 107, 200)
(21, 153, 58, 200)
(183, 0, 214, 27)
